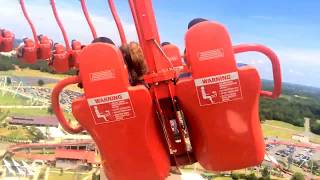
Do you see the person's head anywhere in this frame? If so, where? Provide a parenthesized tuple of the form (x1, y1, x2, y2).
(91, 37, 115, 45)
(120, 42, 147, 82)
(187, 18, 208, 29)
(161, 42, 171, 46)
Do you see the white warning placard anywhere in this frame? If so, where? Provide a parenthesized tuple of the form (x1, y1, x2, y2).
(194, 72, 242, 106)
(87, 92, 135, 124)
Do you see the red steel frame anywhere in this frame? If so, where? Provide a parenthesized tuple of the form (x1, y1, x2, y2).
(50, 0, 72, 52)
(108, 0, 127, 45)
(19, 0, 40, 48)
(233, 44, 282, 99)
(80, 0, 97, 39)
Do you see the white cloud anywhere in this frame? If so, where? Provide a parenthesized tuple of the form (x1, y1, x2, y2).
(0, 0, 137, 45)
(277, 48, 320, 65)
(235, 47, 320, 87)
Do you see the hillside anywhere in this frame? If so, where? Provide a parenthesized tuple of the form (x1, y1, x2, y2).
(261, 80, 320, 135)
(263, 79, 320, 100)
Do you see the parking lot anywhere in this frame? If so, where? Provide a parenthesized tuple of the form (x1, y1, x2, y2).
(266, 142, 320, 168)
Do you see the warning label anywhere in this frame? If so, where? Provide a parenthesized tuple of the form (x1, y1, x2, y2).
(194, 72, 242, 106)
(87, 92, 135, 124)
(90, 70, 115, 82)
(198, 48, 224, 61)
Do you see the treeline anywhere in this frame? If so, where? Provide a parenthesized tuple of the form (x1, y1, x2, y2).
(0, 54, 77, 75)
(0, 55, 15, 71)
(260, 95, 320, 135)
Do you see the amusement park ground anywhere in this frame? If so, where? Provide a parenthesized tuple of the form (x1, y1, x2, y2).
(1, 71, 320, 179)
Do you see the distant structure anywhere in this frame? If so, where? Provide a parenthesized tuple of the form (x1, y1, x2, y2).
(55, 149, 96, 169)
(9, 116, 59, 128)
(291, 117, 311, 143)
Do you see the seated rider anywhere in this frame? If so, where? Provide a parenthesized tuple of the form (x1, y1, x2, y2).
(184, 18, 208, 66)
(92, 37, 115, 45)
(120, 42, 148, 86)
(92, 37, 147, 86)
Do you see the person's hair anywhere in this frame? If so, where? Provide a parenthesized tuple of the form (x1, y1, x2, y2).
(161, 42, 171, 46)
(187, 18, 208, 29)
(91, 37, 115, 45)
(120, 42, 147, 84)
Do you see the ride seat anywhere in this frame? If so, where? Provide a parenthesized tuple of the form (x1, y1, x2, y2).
(70, 40, 82, 68)
(0, 32, 2, 45)
(38, 35, 52, 60)
(51, 44, 70, 73)
(162, 44, 190, 77)
(19, 38, 37, 64)
(0, 30, 14, 52)
(175, 21, 265, 171)
(71, 43, 170, 180)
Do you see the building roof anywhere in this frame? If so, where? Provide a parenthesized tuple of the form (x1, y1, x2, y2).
(55, 149, 96, 163)
(9, 116, 59, 127)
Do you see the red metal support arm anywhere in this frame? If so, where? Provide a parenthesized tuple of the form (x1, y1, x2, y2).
(19, 0, 40, 47)
(128, 0, 163, 73)
(128, 0, 143, 46)
(50, 0, 71, 51)
(108, 0, 127, 45)
(233, 44, 282, 99)
(51, 76, 84, 134)
(80, 0, 97, 40)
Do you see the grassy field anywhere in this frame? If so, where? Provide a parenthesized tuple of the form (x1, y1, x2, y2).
(0, 69, 68, 80)
(262, 120, 301, 140)
(262, 120, 320, 144)
(48, 170, 89, 180)
(1, 69, 82, 92)
(0, 93, 30, 106)
(263, 120, 304, 131)
(0, 127, 30, 139)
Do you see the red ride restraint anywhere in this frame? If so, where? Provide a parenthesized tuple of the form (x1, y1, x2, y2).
(51, 44, 70, 73)
(0, 30, 14, 52)
(52, 43, 170, 180)
(162, 44, 190, 77)
(38, 35, 52, 60)
(176, 21, 267, 171)
(0, 32, 2, 45)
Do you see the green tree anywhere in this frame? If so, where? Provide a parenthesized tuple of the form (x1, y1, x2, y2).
(290, 172, 304, 180)
(6, 77, 11, 85)
(29, 126, 45, 141)
(261, 167, 269, 177)
(246, 173, 258, 180)
(260, 166, 271, 180)
(0, 55, 15, 71)
(47, 106, 53, 115)
(231, 173, 240, 180)
(38, 79, 45, 86)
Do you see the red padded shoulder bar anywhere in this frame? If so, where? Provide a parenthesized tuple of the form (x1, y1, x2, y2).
(80, 0, 97, 39)
(20, 0, 40, 47)
(233, 44, 282, 99)
(162, 44, 183, 67)
(108, 0, 127, 45)
(185, 21, 238, 78)
(78, 43, 129, 98)
(51, 76, 84, 134)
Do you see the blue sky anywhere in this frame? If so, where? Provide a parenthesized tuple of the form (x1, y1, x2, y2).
(1, 0, 320, 88)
